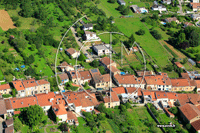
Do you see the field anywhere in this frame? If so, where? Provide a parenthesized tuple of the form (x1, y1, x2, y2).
(114, 17, 171, 67)
(0, 10, 16, 31)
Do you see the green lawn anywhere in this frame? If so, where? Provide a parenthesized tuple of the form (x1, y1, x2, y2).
(76, 117, 93, 133)
(114, 17, 171, 67)
(100, 120, 115, 133)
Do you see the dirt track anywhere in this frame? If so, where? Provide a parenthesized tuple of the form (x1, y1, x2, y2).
(0, 10, 16, 31)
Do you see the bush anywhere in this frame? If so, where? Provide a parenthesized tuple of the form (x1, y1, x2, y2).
(136, 29, 145, 35)
(11, 16, 19, 21)
(14, 118, 22, 131)
(150, 30, 162, 40)
(15, 21, 22, 27)
(2, 94, 12, 98)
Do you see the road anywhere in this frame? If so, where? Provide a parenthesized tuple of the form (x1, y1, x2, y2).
(177, 0, 184, 15)
(70, 27, 94, 62)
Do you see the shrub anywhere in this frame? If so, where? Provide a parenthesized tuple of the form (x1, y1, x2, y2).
(136, 29, 145, 35)
(150, 30, 162, 40)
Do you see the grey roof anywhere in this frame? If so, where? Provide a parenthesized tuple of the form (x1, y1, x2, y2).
(0, 98, 6, 115)
(93, 44, 111, 51)
(83, 23, 93, 28)
(152, 4, 166, 8)
(118, 0, 125, 3)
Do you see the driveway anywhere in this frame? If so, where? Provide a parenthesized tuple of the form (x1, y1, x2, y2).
(70, 27, 94, 61)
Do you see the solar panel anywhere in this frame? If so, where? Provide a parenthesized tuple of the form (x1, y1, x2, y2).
(91, 69, 98, 73)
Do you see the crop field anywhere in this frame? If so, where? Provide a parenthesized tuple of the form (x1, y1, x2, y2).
(0, 10, 16, 31)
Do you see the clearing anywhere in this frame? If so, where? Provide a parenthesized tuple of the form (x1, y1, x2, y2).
(0, 10, 16, 31)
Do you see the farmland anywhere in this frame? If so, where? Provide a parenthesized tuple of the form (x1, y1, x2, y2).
(0, 10, 16, 31)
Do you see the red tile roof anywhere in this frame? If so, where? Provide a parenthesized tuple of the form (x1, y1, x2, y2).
(69, 70, 81, 79)
(142, 90, 151, 96)
(112, 87, 126, 94)
(171, 78, 190, 87)
(126, 87, 137, 94)
(12, 80, 25, 91)
(58, 73, 69, 82)
(108, 66, 120, 73)
(77, 92, 99, 107)
(10, 97, 38, 109)
(144, 75, 171, 85)
(4, 99, 13, 110)
(191, 119, 200, 132)
(179, 103, 200, 121)
(35, 92, 55, 107)
(103, 91, 120, 103)
(167, 92, 178, 99)
(155, 91, 168, 99)
(65, 48, 78, 55)
(63, 92, 82, 107)
(36, 79, 50, 85)
(22, 79, 37, 88)
(67, 111, 78, 121)
(196, 80, 200, 88)
(177, 94, 190, 106)
(190, 2, 200, 9)
(79, 71, 92, 80)
(100, 57, 114, 66)
(52, 104, 67, 115)
(114, 74, 138, 84)
(181, 73, 190, 79)
(0, 84, 11, 90)
(151, 92, 157, 101)
(137, 88, 142, 96)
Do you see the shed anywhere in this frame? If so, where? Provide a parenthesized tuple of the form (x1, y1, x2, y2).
(188, 58, 196, 66)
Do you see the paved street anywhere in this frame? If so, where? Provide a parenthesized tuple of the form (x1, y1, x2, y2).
(70, 27, 94, 62)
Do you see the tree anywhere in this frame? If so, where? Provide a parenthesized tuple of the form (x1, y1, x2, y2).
(15, 21, 22, 27)
(59, 122, 69, 131)
(90, 60, 99, 67)
(30, 44, 36, 51)
(152, 14, 158, 20)
(108, 0, 116, 3)
(99, 66, 106, 74)
(195, 54, 200, 61)
(136, 29, 145, 35)
(168, 107, 178, 115)
(97, 103, 107, 113)
(58, 15, 64, 22)
(25, 105, 45, 127)
(121, 7, 129, 15)
(182, 57, 188, 64)
(14, 118, 22, 132)
(150, 30, 162, 40)
(78, 53, 87, 61)
(127, 34, 135, 48)
(177, 32, 186, 44)
(117, 5, 125, 11)
(186, 123, 191, 130)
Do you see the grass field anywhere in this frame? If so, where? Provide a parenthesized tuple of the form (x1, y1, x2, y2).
(114, 17, 171, 67)
(76, 117, 93, 133)
(101, 120, 115, 133)
(128, 107, 162, 133)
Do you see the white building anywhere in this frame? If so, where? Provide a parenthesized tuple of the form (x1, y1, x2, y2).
(84, 31, 100, 41)
(65, 48, 80, 59)
(93, 44, 112, 56)
(151, 4, 167, 11)
(191, 14, 200, 20)
(117, 0, 126, 5)
(162, 0, 171, 5)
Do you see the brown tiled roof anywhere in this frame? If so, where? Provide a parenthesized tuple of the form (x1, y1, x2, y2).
(144, 75, 171, 85)
(35, 92, 55, 107)
(112, 87, 126, 94)
(52, 104, 67, 116)
(5, 118, 13, 127)
(4, 125, 14, 133)
(22, 79, 37, 88)
(10, 97, 38, 109)
(191, 119, 200, 132)
(189, 79, 197, 87)
(166, 92, 178, 100)
(0, 84, 11, 90)
(114, 74, 138, 84)
(0, 98, 6, 114)
(93, 74, 111, 84)
(136, 70, 154, 77)
(67, 111, 78, 121)
(179, 103, 200, 121)
(79, 71, 92, 80)
(171, 78, 190, 87)
(181, 73, 190, 79)
(63, 92, 82, 107)
(77, 92, 99, 107)
(187, 94, 200, 105)
(142, 90, 151, 96)
(14, 111, 21, 115)
(108, 66, 120, 73)
(94, 109, 100, 114)
(177, 94, 190, 106)
(126, 87, 137, 94)
(151, 92, 157, 101)
(36, 79, 50, 85)
(58, 73, 69, 82)
(175, 62, 183, 68)
(165, 17, 178, 23)
(12, 80, 25, 91)
(4, 99, 13, 110)
(103, 91, 120, 103)
(100, 57, 114, 66)
(65, 48, 78, 55)
(137, 88, 142, 96)
(190, 3, 200, 9)
(69, 70, 81, 79)
(155, 91, 168, 99)
(184, 22, 194, 26)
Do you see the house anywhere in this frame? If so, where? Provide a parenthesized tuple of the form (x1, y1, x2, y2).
(4, 99, 14, 116)
(129, 46, 139, 52)
(83, 23, 93, 31)
(84, 31, 100, 41)
(68, 70, 81, 84)
(117, 0, 126, 5)
(112, 87, 128, 102)
(165, 17, 179, 23)
(130, 5, 148, 13)
(126, 87, 141, 103)
(164, 108, 175, 118)
(108, 66, 121, 76)
(0, 98, 7, 120)
(184, 22, 194, 28)
(58, 73, 69, 85)
(177, 94, 198, 106)
(0, 84, 12, 95)
(12, 80, 25, 98)
(142, 90, 155, 104)
(191, 119, 200, 133)
(144, 74, 172, 91)
(102, 91, 120, 108)
(191, 14, 200, 20)
(162, 0, 171, 4)
(99, 57, 117, 69)
(196, 80, 200, 93)
(179, 103, 200, 123)
(59, 61, 74, 72)
(114, 74, 146, 88)
(66, 111, 79, 126)
(93, 44, 112, 56)
(190, 3, 200, 11)
(22, 79, 39, 96)
(10, 96, 38, 109)
(136, 70, 155, 77)
(52, 104, 68, 123)
(151, 4, 167, 11)
(174, 62, 184, 68)
(79, 70, 92, 85)
(65, 48, 80, 59)
(170, 78, 195, 92)
(167, 92, 178, 107)
(155, 91, 169, 108)
(36, 79, 50, 94)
